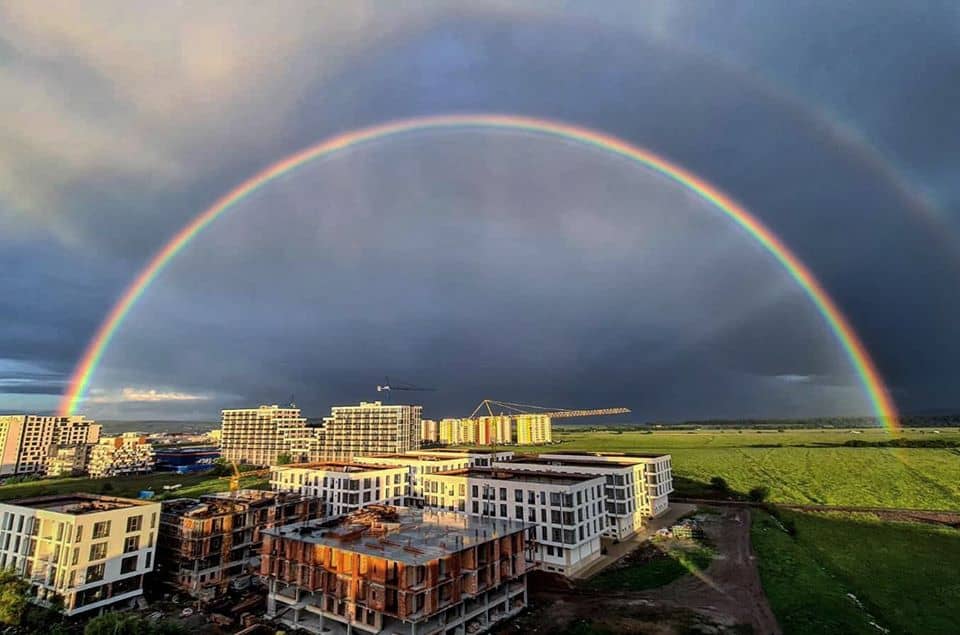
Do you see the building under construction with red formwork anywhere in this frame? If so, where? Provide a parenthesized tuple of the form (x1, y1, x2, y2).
(157, 489, 324, 601)
(261, 505, 530, 635)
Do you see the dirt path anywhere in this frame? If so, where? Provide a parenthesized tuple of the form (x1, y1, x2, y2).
(635, 507, 780, 635)
(501, 506, 781, 634)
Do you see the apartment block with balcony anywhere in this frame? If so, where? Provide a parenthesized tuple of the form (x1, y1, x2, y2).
(422, 467, 606, 576)
(271, 462, 409, 517)
(514, 415, 552, 445)
(322, 402, 422, 461)
(0, 494, 160, 615)
(87, 433, 156, 478)
(500, 453, 674, 537)
(261, 505, 529, 635)
(157, 489, 324, 600)
(220, 405, 310, 467)
(0, 415, 100, 476)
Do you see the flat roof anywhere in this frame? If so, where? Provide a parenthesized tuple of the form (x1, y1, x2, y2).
(506, 456, 638, 468)
(264, 505, 527, 566)
(162, 489, 298, 518)
(359, 453, 471, 462)
(537, 451, 670, 460)
(272, 461, 402, 473)
(417, 448, 513, 455)
(432, 467, 599, 486)
(5, 494, 153, 514)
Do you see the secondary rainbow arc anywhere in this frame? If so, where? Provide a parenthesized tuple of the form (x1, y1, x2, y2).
(58, 114, 899, 429)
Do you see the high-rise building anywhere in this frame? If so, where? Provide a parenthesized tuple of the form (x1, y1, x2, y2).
(0, 494, 160, 615)
(220, 405, 309, 467)
(321, 401, 421, 460)
(419, 418, 439, 443)
(87, 434, 156, 479)
(438, 418, 461, 445)
(477, 416, 512, 445)
(515, 415, 552, 445)
(0, 415, 100, 476)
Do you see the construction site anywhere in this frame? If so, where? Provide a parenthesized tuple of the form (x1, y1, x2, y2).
(261, 505, 530, 635)
(156, 489, 324, 601)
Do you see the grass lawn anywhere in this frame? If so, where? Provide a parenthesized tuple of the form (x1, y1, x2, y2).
(0, 470, 268, 502)
(505, 428, 960, 509)
(586, 539, 714, 591)
(752, 510, 960, 634)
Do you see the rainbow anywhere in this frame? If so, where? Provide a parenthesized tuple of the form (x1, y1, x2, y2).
(58, 114, 899, 429)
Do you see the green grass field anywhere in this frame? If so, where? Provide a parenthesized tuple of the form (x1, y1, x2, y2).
(585, 539, 714, 591)
(511, 428, 960, 509)
(0, 470, 268, 502)
(752, 510, 960, 635)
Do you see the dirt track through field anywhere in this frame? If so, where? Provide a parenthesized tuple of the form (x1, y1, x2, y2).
(635, 508, 780, 635)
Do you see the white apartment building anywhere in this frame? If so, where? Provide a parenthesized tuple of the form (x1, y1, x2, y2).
(422, 467, 606, 576)
(515, 415, 553, 445)
(0, 415, 100, 476)
(352, 452, 474, 505)
(496, 453, 673, 540)
(87, 433, 156, 479)
(407, 448, 515, 467)
(322, 402, 422, 460)
(0, 494, 160, 615)
(270, 462, 409, 517)
(220, 405, 309, 467)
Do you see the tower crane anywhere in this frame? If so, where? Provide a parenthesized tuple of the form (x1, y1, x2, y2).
(469, 399, 630, 419)
(376, 377, 436, 403)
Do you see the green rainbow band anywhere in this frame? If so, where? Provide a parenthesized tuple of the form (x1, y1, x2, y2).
(58, 114, 899, 428)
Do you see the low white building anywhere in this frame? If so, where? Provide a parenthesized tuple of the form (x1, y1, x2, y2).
(270, 462, 409, 517)
(352, 452, 474, 505)
(0, 494, 160, 615)
(496, 453, 673, 539)
(422, 467, 606, 576)
(403, 448, 514, 468)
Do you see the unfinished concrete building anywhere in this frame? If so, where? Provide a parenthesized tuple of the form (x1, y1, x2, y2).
(157, 489, 324, 600)
(262, 506, 530, 635)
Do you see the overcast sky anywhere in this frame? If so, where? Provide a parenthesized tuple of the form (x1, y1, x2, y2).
(2, 2, 958, 422)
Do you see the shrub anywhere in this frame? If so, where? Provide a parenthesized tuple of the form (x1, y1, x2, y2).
(748, 486, 770, 502)
(709, 476, 729, 493)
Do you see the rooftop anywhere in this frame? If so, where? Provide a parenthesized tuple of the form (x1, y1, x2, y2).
(272, 461, 401, 473)
(4, 494, 153, 514)
(357, 453, 471, 463)
(538, 451, 671, 460)
(161, 489, 297, 518)
(415, 448, 513, 455)
(506, 455, 638, 468)
(264, 505, 527, 565)
(432, 467, 600, 485)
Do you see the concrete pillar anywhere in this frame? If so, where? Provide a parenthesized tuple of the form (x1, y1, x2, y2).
(266, 579, 277, 616)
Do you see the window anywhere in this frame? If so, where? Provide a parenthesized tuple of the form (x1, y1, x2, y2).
(551, 509, 561, 524)
(563, 511, 574, 526)
(472, 485, 478, 497)
(563, 529, 576, 544)
(89, 542, 107, 561)
(527, 491, 535, 504)
(540, 509, 546, 522)
(92, 521, 110, 539)
(145, 552, 152, 569)
(514, 489, 523, 502)
(126, 515, 142, 533)
(499, 504, 507, 518)
(549, 493, 561, 506)
(75, 525, 83, 542)
(515, 506, 523, 519)
(576, 491, 582, 505)
(528, 508, 536, 522)
(472, 501, 479, 514)
(546, 545, 554, 556)
(86, 563, 105, 583)
(499, 488, 507, 501)
(124, 535, 140, 553)
(120, 555, 138, 574)
(459, 483, 465, 496)
(71, 548, 79, 565)
(551, 528, 561, 543)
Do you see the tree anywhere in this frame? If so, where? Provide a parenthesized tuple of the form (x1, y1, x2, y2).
(0, 568, 28, 626)
(748, 486, 769, 503)
(276, 453, 292, 465)
(709, 476, 729, 493)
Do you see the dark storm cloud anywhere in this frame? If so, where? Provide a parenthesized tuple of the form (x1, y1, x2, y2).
(1, 2, 958, 418)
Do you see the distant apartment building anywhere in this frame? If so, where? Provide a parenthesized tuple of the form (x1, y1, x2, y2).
(419, 419, 439, 444)
(157, 490, 323, 600)
(220, 405, 309, 467)
(353, 452, 474, 505)
(0, 415, 100, 476)
(322, 402, 422, 460)
(262, 505, 529, 635)
(497, 453, 673, 539)
(87, 433, 156, 478)
(477, 416, 512, 445)
(422, 467, 606, 576)
(515, 415, 552, 445)
(45, 444, 91, 478)
(271, 462, 409, 517)
(0, 494, 160, 615)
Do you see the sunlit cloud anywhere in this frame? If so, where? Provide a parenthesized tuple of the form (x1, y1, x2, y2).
(88, 387, 209, 403)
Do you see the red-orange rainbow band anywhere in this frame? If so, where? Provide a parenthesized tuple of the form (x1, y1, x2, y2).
(58, 114, 899, 429)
